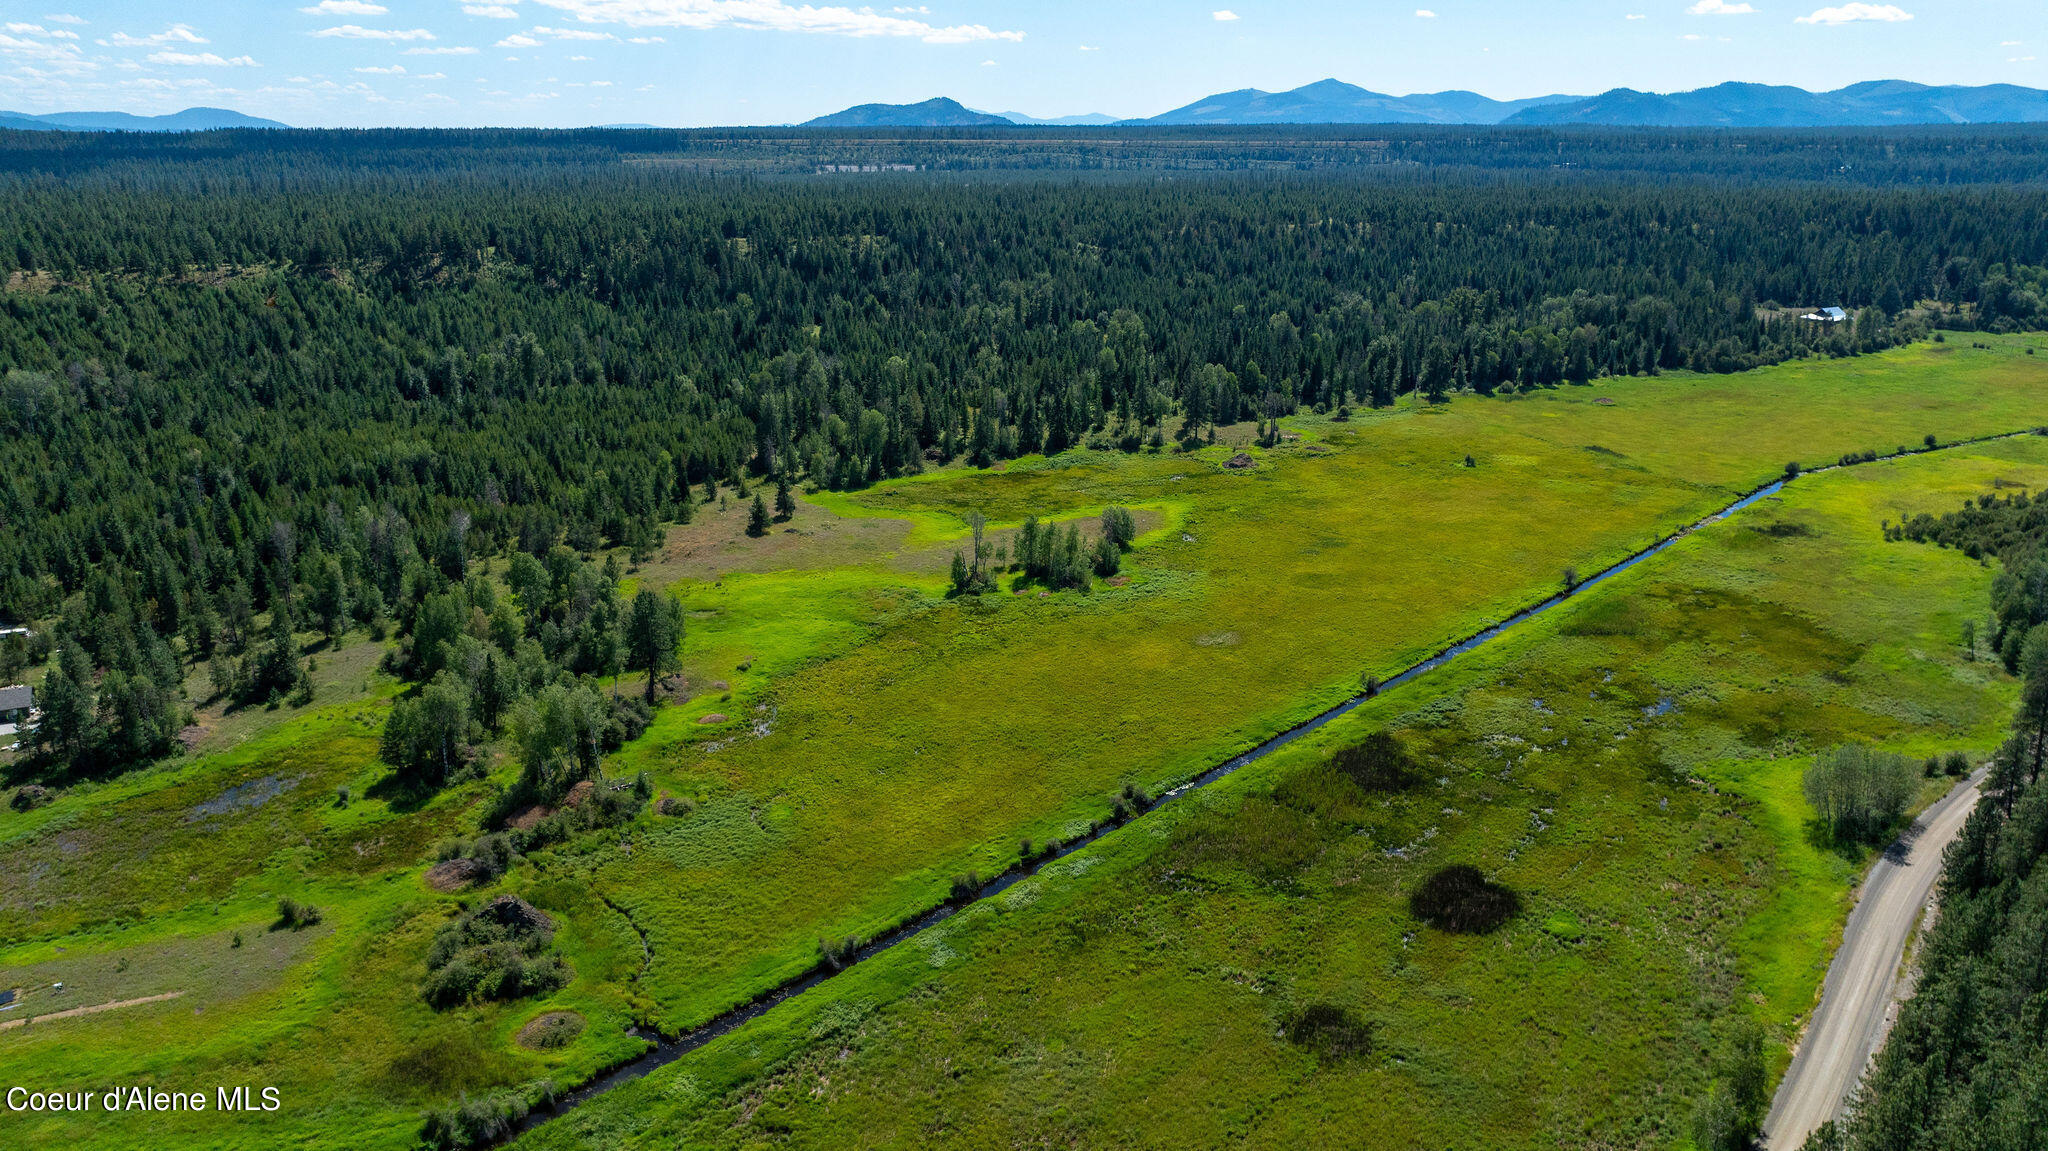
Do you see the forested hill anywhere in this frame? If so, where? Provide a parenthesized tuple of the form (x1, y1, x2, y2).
(3, 131, 2048, 776)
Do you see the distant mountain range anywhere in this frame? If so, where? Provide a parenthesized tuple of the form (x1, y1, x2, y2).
(804, 98, 1011, 128)
(808, 79, 2048, 129)
(992, 110, 1121, 127)
(1138, 79, 1577, 125)
(1504, 81, 2048, 126)
(0, 106, 288, 132)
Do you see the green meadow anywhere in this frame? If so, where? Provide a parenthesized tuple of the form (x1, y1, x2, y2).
(1, 336, 2044, 1149)
(517, 412, 2046, 1151)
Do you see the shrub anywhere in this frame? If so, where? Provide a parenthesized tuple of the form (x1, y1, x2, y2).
(1691, 1019, 1768, 1151)
(949, 871, 983, 902)
(422, 896, 570, 1009)
(818, 935, 862, 971)
(419, 1090, 530, 1151)
(606, 695, 653, 746)
(1409, 865, 1520, 933)
(274, 897, 323, 931)
(1280, 1002, 1376, 1060)
(1802, 744, 1918, 845)
(1331, 732, 1418, 792)
(1944, 750, 1972, 776)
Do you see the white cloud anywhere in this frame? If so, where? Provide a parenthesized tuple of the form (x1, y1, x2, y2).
(496, 33, 542, 46)
(313, 24, 437, 39)
(110, 24, 208, 46)
(300, 0, 388, 14)
(626, 35, 664, 42)
(0, 28, 89, 69)
(1212, 9, 1239, 19)
(524, 0, 1024, 42)
(1795, 3, 1911, 22)
(150, 50, 258, 66)
(405, 45, 480, 53)
(1686, 0, 1754, 12)
(2013, 56, 2036, 62)
(1415, 8, 1436, 17)
(464, 3, 521, 15)
(533, 24, 615, 39)
(355, 63, 405, 73)
(44, 14, 87, 25)
(1626, 12, 1648, 18)
(6, 22, 79, 39)
(2001, 40, 2022, 46)
(980, 57, 996, 65)
(1077, 43, 1098, 50)
(1682, 31, 1706, 39)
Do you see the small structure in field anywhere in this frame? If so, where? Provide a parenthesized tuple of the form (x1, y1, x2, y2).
(0, 684, 33, 741)
(1800, 306, 1849, 323)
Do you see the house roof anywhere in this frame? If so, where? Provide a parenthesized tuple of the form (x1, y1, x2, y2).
(0, 685, 32, 711)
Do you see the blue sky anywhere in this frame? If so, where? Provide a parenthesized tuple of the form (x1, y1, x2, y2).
(0, 1, 2041, 127)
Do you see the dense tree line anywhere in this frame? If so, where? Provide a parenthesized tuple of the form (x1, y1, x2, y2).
(1893, 475, 2048, 671)
(4, 138, 2048, 782)
(12, 124, 2048, 184)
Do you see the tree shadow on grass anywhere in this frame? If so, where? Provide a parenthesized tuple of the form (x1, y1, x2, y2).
(365, 769, 441, 816)
(1409, 864, 1521, 934)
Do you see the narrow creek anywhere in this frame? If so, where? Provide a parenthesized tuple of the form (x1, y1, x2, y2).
(509, 430, 2030, 1143)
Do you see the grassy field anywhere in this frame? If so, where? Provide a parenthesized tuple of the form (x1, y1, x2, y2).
(515, 424, 2045, 1151)
(1, 336, 2043, 1149)
(592, 336, 2048, 1033)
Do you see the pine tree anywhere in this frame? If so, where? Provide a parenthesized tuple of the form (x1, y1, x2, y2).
(775, 475, 796, 521)
(624, 589, 684, 705)
(27, 645, 101, 767)
(747, 494, 771, 538)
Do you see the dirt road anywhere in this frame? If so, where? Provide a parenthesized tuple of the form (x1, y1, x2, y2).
(1762, 772, 1984, 1148)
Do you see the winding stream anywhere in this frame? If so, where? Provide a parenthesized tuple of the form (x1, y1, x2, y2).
(509, 430, 2030, 1143)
